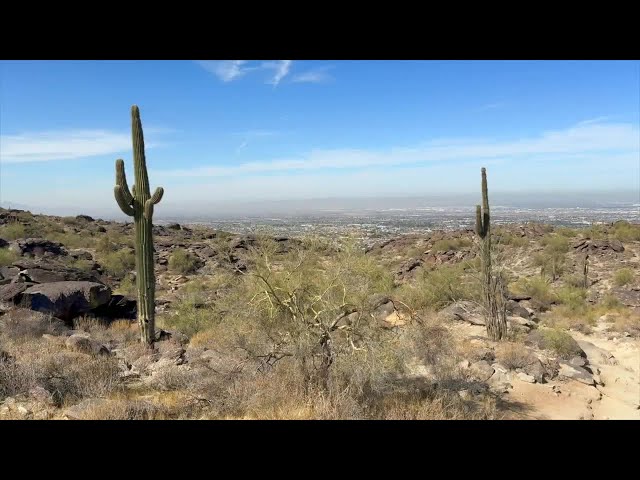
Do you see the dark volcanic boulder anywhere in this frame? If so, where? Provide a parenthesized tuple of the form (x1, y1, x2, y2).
(395, 258, 424, 281)
(0, 266, 20, 285)
(0, 238, 9, 249)
(0, 282, 35, 303)
(11, 259, 103, 283)
(75, 215, 94, 222)
(20, 281, 111, 320)
(91, 294, 137, 320)
(9, 238, 68, 257)
(573, 239, 624, 254)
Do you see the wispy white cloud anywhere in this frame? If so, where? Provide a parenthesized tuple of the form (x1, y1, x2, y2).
(292, 65, 335, 84)
(0, 128, 169, 163)
(196, 60, 293, 86)
(196, 60, 252, 82)
(155, 121, 639, 178)
(577, 116, 611, 125)
(263, 60, 292, 86)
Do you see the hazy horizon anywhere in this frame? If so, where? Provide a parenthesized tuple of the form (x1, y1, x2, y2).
(2, 189, 638, 221)
(1, 60, 639, 217)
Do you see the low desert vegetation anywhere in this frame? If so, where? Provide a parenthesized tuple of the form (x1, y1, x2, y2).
(532, 328, 581, 359)
(496, 342, 537, 370)
(613, 268, 634, 287)
(0, 223, 30, 240)
(533, 234, 570, 281)
(396, 262, 479, 312)
(511, 276, 556, 308)
(611, 220, 640, 242)
(432, 237, 472, 252)
(99, 249, 136, 277)
(554, 227, 579, 238)
(0, 248, 18, 267)
(496, 233, 529, 247)
(168, 248, 200, 275)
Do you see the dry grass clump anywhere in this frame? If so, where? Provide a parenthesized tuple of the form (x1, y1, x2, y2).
(0, 310, 67, 341)
(496, 342, 537, 370)
(0, 338, 121, 406)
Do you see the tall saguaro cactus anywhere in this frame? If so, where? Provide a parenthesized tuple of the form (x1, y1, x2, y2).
(114, 105, 164, 344)
(476, 167, 507, 341)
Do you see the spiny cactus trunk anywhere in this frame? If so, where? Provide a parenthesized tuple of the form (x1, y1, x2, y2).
(582, 254, 589, 289)
(114, 105, 164, 345)
(476, 167, 507, 341)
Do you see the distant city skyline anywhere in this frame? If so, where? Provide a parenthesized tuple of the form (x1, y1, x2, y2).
(1, 60, 639, 217)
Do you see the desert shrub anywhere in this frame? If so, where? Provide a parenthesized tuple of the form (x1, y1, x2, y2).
(541, 286, 596, 332)
(555, 227, 579, 238)
(555, 286, 587, 311)
(496, 342, 536, 370)
(533, 234, 570, 281)
(67, 398, 167, 420)
(432, 238, 472, 252)
(0, 247, 18, 267)
(511, 276, 556, 307)
(62, 216, 80, 226)
(115, 275, 136, 296)
(0, 310, 66, 340)
(45, 232, 96, 249)
(67, 258, 94, 272)
(612, 221, 640, 242)
(563, 274, 587, 289)
(613, 268, 634, 287)
(540, 234, 570, 252)
(539, 329, 581, 359)
(611, 312, 640, 337)
(0, 342, 121, 405)
(600, 293, 623, 309)
(168, 248, 200, 274)
(40, 352, 122, 405)
(397, 263, 478, 311)
(585, 224, 608, 240)
(100, 250, 135, 277)
(497, 234, 528, 247)
(0, 223, 27, 240)
(94, 231, 133, 253)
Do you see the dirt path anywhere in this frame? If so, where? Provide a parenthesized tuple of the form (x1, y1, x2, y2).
(448, 319, 640, 420)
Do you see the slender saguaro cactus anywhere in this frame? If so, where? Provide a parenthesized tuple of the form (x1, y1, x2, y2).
(476, 167, 507, 341)
(114, 105, 164, 344)
(582, 253, 589, 289)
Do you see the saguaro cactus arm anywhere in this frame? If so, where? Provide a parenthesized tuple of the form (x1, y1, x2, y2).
(150, 187, 164, 205)
(115, 159, 134, 205)
(475, 205, 483, 237)
(475, 167, 490, 238)
(114, 185, 135, 216)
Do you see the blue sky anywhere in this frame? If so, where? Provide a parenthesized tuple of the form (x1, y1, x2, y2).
(1, 60, 639, 216)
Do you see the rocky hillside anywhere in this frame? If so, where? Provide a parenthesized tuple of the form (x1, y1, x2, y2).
(1, 208, 638, 420)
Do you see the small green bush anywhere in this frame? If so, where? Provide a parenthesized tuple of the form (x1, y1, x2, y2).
(397, 263, 478, 311)
(0, 248, 18, 267)
(540, 329, 581, 359)
(612, 221, 640, 242)
(512, 276, 556, 306)
(100, 250, 136, 277)
(613, 268, 634, 287)
(555, 227, 579, 238)
(0, 223, 27, 240)
(168, 249, 200, 274)
(432, 238, 472, 252)
(498, 234, 528, 247)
